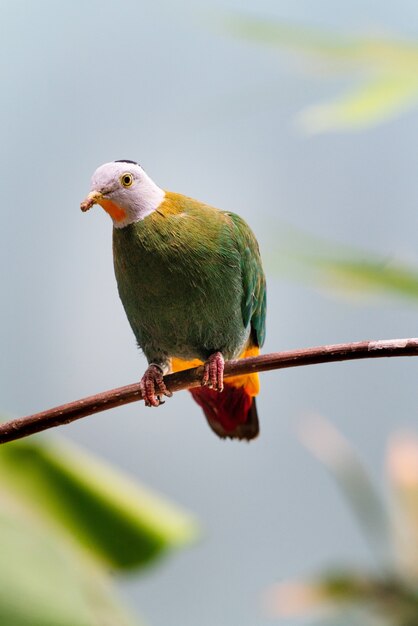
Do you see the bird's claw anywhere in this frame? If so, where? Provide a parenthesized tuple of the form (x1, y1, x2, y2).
(140, 364, 172, 407)
(201, 352, 224, 392)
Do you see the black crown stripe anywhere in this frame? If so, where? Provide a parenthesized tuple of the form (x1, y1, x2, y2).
(114, 159, 140, 166)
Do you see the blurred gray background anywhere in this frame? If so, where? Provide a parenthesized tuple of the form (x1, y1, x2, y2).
(1, 1, 417, 624)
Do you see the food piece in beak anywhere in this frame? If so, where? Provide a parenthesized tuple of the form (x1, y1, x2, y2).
(80, 190, 103, 212)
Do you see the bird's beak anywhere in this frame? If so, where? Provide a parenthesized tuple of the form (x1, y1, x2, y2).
(80, 190, 103, 212)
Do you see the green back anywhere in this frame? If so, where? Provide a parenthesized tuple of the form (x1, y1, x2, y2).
(225, 211, 266, 348)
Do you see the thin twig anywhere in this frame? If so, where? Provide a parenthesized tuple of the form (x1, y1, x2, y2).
(1, 337, 417, 445)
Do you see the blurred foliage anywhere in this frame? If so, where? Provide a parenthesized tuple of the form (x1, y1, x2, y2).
(312, 256, 418, 303)
(267, 418, 418, 626)
(0, 432, 198, 626)
(225, 16, 418, 301)
(263, 221, 418, 305)
(229, 18, 418, 133)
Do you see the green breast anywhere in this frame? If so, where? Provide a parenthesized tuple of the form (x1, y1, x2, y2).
(112, 193, 252, 362)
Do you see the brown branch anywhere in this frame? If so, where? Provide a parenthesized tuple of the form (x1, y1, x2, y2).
(1, 337, 417, 445)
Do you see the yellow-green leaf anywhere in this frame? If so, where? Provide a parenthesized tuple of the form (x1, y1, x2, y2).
(264, 220, 418, 304)
(299, 74, 418, 133)
(313, 256, 418, 302)
(228, 17, 418, 132)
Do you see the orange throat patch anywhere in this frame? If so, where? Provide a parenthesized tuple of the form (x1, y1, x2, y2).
(97, 198, 127, 223)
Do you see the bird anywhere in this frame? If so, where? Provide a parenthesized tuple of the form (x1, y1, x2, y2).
(80, 160, 266, 440)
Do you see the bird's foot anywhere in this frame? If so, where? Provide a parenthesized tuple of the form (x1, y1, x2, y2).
(140, 364, 173, 407)
(201, 352, 224, 392)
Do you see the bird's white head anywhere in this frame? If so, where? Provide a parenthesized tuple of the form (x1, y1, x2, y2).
(80, 160, 165, 228)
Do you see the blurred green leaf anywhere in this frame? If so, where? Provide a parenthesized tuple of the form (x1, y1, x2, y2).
(264, 220, 418, 304)
(229, 18, 418, 132)
(299, 74, 418, 133)
(314, 255, 418, 302)
(0, 485, 138, 626)
(0, 427, 199, 624)
(228, 18, 356, 57)
(0, 437, 198, 570)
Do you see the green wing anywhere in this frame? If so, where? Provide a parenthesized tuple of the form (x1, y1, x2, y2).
(226, 212, 267, 348)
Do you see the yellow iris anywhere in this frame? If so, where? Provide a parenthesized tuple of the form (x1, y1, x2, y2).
(120, 173, 134, 187)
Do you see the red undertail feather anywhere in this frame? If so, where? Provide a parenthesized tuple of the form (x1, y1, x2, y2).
(171, 347, 260, 441)
(190, 384, 259, 440)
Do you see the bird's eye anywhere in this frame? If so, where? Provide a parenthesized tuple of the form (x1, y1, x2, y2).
(120, 173, 134, 188)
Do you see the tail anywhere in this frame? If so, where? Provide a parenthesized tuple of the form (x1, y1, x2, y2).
(172, 347, 260, 441)
(190, 384, 259, 440)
